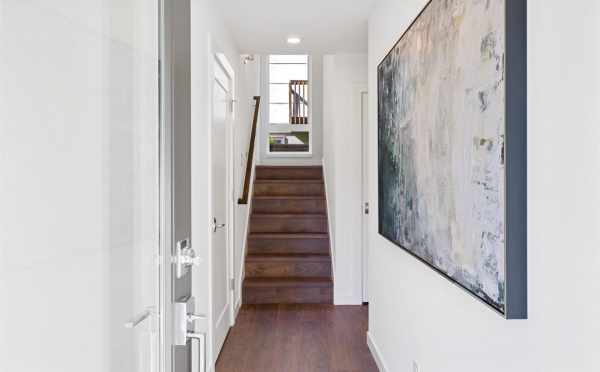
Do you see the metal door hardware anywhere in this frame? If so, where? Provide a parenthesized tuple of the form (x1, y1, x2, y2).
(173, 239, 202, 278)
(174, 301, 207, 371)
(124, 306, 155, 329)
(212, 217, 226, 232)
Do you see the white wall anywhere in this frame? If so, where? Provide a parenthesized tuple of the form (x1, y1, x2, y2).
(258, 54, 324, 166)
(0, 1, 159, 371)
(322, 54, 368, 305)
(367, 1, 600, 371)
(233, 57, 261, 314)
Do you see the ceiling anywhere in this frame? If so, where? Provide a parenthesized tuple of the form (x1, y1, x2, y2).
(213, 0, 377, 54)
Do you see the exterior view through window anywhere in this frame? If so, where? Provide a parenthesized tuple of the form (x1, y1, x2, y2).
(268, 55, 310, 153)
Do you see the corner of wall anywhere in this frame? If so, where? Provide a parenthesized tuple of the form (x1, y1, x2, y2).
(321, 157, 336, 284)
(367, 331, 389, 372)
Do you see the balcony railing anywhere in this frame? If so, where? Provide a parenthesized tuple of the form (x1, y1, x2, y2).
(289, 80, 308, 124)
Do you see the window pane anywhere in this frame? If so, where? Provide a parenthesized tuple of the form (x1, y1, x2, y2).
(269, 84, 289, 104)
(269, 55, 308, 64)
(269, 103, 289, 124)
(269, 131, 310, 152)
(269, 64, 308, 83)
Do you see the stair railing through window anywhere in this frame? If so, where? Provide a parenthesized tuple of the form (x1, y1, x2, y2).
(289, 79, 308, 124)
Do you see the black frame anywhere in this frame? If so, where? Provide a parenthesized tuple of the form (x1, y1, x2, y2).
(377, 0, 527, 319)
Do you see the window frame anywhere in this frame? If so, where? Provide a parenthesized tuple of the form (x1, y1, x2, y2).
(265, 55, 312, 156)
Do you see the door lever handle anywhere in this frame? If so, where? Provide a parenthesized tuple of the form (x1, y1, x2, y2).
(187, 313, 207, 322)
(124, 306, 154, 328)
(212, 217, 225, 232)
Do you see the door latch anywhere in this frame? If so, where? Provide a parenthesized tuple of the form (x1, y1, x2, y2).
(174, 300, 207, 372)
(364, 202, 370, 215)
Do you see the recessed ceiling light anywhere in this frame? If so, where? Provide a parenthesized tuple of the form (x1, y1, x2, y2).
(287, 37, 301, 45)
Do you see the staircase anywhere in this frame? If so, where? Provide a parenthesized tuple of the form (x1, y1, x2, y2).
(242, 166, 333, 304)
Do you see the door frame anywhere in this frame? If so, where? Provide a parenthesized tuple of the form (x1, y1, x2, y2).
(158, 1, 175, 371)
(208, 48, 236, 367)
(357, 86, 369, 303)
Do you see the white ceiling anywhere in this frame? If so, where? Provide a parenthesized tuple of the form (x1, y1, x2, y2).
(213, 0, 377, 54)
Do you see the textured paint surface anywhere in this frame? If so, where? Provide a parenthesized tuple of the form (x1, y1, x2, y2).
(378, 0, 506, 312)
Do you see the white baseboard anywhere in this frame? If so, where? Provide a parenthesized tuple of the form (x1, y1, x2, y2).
(233, 296, 242, 322)
(334, 294, 363, 305)
(321, 158, 336, 288)
(367, 331, 388, 372)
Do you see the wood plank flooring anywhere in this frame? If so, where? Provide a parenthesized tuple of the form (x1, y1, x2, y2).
(215, 304, 378, 372)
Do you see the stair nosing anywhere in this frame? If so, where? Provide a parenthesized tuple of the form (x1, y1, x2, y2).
(256, 165, 323, 169)
(248, 233, 329, 239)
(251, 213, 327, 218)
(246, 253, 331, 261)
(243, 277, 333, 288)
(252, 195, 325, 200)
(254, 179, 324, 183)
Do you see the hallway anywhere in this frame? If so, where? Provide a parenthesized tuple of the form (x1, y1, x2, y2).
(216, 305, 378, 372)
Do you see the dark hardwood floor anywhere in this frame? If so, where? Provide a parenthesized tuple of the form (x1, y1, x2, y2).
(216, 304, 378, 372)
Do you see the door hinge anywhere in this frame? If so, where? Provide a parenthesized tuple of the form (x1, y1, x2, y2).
(230, 278, 235, 291)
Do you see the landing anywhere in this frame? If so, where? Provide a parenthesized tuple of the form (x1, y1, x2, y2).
(216, 304, 378, 372)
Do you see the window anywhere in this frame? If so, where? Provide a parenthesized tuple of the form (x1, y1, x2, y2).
(268, 55, 310, 153)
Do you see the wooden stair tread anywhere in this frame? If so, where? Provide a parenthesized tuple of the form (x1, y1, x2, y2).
(243, 277, 333, 288)
(246, 253, 331, 262)
(253, 195, 325, 200)
(251, 213, 326, 218)
(256, 165, 323, 169)
(254, 179, 323, 184)
(249, 233, 329, 239)
(255, 166, 324, 181)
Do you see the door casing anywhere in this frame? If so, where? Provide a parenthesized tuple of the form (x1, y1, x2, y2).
(358, 88, 369, 303)
(207, 50, 236, 368)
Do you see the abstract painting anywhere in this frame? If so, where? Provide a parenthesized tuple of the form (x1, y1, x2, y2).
(378, 0, 527, 317)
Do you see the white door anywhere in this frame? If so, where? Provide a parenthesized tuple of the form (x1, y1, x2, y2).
(360, 91, 369, 302)
(1, 1, 164, 372)
(211, 58, 232, 361)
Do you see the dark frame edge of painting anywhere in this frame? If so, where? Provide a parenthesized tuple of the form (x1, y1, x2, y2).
(376, 0, 527, 319)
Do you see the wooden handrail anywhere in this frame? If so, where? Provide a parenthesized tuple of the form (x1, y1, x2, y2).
(238, 96, 261, 205)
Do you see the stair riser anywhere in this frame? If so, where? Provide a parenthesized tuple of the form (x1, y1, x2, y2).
(246, 261, 332, 278)
(250, 217, 327, 234)
(243, 286, 333, 304)
(254, 182, 324, 197)
(252, 199, 326, 214)
(248, 238, 330, 255)
(256, 167, 323, 180)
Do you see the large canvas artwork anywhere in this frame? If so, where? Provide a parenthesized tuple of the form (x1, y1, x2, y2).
(378, 0, 527, 317)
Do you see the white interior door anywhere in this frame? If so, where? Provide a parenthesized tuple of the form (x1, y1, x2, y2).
(360, 91, 369, 302)
(211, 58, 232, 361)
(1, 1, 163, 372)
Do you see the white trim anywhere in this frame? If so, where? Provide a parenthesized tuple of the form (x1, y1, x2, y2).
(334, 295, 364, 306)
(158, 1, 174, 371)
(206, 35, 216, 372)
(234, 151, 257, 321)
(367, 332, 388, 372)
(321, 157, 336, 290)
(206, 36, 237, 371)
(356, 85, 369, 303)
